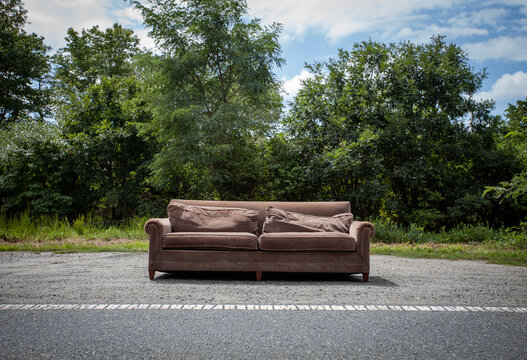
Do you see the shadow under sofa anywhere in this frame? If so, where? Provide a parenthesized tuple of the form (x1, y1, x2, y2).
(144, 200, 375, 282)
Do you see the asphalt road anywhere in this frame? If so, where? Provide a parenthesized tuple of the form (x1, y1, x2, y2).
(1, 252, 526, 359)
(1, 308, 526, 359)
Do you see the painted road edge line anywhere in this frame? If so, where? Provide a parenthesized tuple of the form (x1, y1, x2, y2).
(0, 304, 526, 313)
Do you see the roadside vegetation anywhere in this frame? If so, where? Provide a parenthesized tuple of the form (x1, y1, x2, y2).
(371, 220, 526, 266)
(1, 0, 526, 265)
(0, 213, 148, 252)
(1, 213, 525, 266)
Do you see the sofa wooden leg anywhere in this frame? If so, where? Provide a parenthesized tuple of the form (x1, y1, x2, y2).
(362, 272, 369, 282)
(149, 269, 155, 280)
(256, 271, 262, 281)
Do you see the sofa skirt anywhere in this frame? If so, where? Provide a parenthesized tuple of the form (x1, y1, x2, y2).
(151, 249, 365, 274)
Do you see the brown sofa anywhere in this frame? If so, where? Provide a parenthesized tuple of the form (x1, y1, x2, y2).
(144, 200, 375, 282)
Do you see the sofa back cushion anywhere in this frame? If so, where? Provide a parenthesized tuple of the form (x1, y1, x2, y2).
(333, 213, 354, 231)
(262, 206, 352, 233)
(167, 201, 259, 234)
(170, 200, 351, 234)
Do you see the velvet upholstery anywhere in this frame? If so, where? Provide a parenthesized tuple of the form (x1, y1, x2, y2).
(262, 206, 351, 233)
(258, 232, 356, 252)
(164, 232, 258, 251)
(167, 201, 258, 234)
(168, 200, 352, 233)
(145, 200, 374, 282)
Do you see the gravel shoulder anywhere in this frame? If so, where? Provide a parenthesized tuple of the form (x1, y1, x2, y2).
(0, 252, 525, 306)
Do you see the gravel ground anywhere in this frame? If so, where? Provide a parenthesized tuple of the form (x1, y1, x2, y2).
(0, 252, 525, 306)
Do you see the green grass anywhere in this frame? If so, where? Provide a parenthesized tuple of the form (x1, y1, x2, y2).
(1, 213, 526, 266)
(0, 211, 148, 242)
(0, 240, 148, 253)
(371, 243, 527, 266)
(371, 219, 527, 266)
(0, 212, 148, 253)
(373, 219, 526, 248)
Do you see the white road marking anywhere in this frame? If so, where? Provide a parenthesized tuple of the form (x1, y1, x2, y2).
(0, 303, 525, 313)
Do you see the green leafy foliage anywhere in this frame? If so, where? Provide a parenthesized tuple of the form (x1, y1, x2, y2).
(260, 133, 320, 201)
(1, 0, 526, 238)
(0, 211, 147, 242)
(373, 218, 526, 250)
(51, 24, 157, 220)
(133, 0, 284, 199)
(53, 24, 139, 91)
(0, 121, 75, 214)
(484, 98, 527, 226)
(0, 0, 51, 123)
(61, 76, 155, 219)
(278, 36, 515, 229)
(1, 22, 159, 220)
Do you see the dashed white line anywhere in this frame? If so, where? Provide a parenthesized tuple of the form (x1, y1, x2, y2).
(0, 304, 525, 313)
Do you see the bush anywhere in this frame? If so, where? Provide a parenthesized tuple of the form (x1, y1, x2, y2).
(0, 121, 76, 216)
(0, 212, 147, 242)
(373, 219, 438, 244)
(372, 218, 526, 249)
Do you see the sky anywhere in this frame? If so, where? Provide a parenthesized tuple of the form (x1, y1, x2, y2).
(23, 0, 527, 116)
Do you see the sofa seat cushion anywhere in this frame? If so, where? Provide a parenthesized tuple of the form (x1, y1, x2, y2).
(164, 232, 259, 251)
(258, 232, 356, 252)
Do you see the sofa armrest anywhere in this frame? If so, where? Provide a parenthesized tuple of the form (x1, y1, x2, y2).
(349, 221, 375, 273)
(350, 221, 375, 239)
(144, 218, 172, 237)
(144, 218, 172, 271)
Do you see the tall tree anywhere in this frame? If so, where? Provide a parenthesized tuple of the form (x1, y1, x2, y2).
(281, 36, 513, 228)
(52, 24, 154, 220)
(133, 0, 284, 199)
(61, 76, 154, 219)
(0, 0, 50, 123)
(52, 24, 140, 113)
(484, 98, 527, 226)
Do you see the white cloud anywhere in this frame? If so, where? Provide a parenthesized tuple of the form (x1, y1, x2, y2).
(478, 71, 527, 101)
(134, 28, 158, 51)
(23, 0, 154, 52)
(392, 24, 488, 44)
(429, 24, 488, 38)
(449, 8, 510, 28)
(248, 0, 527, 45)
(24, 0, 115, 50)
(111, 7, 157, 50)
(247, 0, 459, 42)
(112, 7, 144, 25)
(282, 69, 314, 99)
(464, 36, 527, 61)
(497, 0, 527, 8)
